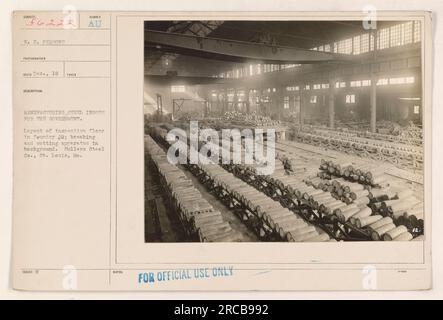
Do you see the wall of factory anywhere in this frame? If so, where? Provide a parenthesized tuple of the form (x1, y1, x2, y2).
(292, 89, 421, 125)
(332, 92, 421, 125)
(143, 80, 206, 117)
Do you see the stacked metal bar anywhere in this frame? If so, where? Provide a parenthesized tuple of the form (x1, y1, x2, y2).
(319, 159, 388, 187)
(293, 132, 423, 171)
(223, 111, 281, 127)
(299, 125, 422, 146)
(199, 163, 328, 242)
(367, 186, 424, 240)
(148, 124, 422, 242)
(219, 131, 419, 241)
(145, 135, 242, 242)
(232, 159, 419, 241)
(305, 176, 370, 206)
(150, 126, 329, 242)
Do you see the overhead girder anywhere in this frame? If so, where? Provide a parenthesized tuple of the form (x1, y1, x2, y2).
(145, 30, 355, 64)
(145, 74, 235, 85)
(146, 22, 224, 71)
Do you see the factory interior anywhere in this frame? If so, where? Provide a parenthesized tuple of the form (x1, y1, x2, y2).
(144, 20, 424, 243)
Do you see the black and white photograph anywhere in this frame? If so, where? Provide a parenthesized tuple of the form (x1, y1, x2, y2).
(144, 20, 424, 243)
(4, 3, 438, 294)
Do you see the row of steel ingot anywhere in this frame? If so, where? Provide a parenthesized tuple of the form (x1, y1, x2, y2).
(196, 162, 285, 238)
(145, 134, 243, 242)
(152, 126, 331, 242)
(370, 197, 423, 236)
(199, 156, 332, 242)
(319, 158, 396, 187)
(298, 174, 384, 231)
(291, 171, 375, 229)
(381, 197, 421, 216)
(351, 215, 414, 241)
(367, 182, 423, 221)
(309, 130, 422, 155)
(226, 164, 338, 242)
(306, 125, 422, 147)
(198, 221, 233, 242)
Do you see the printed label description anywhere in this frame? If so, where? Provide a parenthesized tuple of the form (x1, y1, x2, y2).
(16, 12, 111, 161)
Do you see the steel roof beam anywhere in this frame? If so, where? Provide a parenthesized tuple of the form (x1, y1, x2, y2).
(145, 30, 354, 64)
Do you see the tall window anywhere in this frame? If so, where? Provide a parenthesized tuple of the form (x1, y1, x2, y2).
(345, 94, 356, 104)
(389, 76, 415, 85)
(271, 64, 280, 72)
(390, 24, 403, 47)
(257, 64, 262, 75)
(414, 105, 420, 114)
(171, 85, 185, 93)
(377, 78, 389, 86)
(370, 33, 375, 51)
(353, 36, 361, 55)
(350, 80, 362, 87)
(404, 21, 413, 44)
(345, 38, 353, 54)
(335, 81, 346, 88)
(284, 96, 290, 109)
(295, 21, 419, 62)
(378, 28, 390, 50)
(360, 33, 369, 53)
(390, 77, 405, 85)
(338, 38, 352, 54)
(414, 20, 421, 43)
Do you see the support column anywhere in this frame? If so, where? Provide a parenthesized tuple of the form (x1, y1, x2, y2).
(206, 91, 211, 117)
(233, 89, 238, 111)
(299, 87, 304, 128)
(328, 79, 335, 129)
(216, 90, 220, 115)
(275, 88, 282, 120)
(245, 89, 251, 114)
(370, 29, 377, 133)
(260, 89, 265, 115)
(222, 89, 227, 114)
(280, 87, 285, 120)
(370, 76, 377, 133)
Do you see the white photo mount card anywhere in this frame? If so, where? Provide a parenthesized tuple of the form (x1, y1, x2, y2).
(12, 10, 432, 291)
